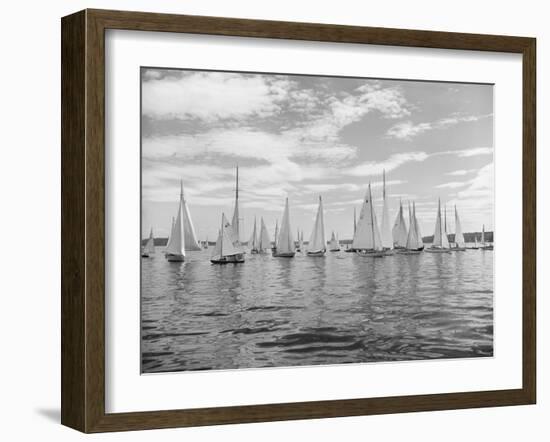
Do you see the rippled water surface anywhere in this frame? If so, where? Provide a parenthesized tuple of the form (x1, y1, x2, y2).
(141, 246, 493, 373)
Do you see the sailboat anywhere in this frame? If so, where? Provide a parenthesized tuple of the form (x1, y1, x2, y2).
(298, 230, 304, 253)
(398, 202, 424, 254)
(210, 213, 245, 264)
(306, 196, 326, 256)
(345, 208, 357, 252)
(204, 236, 209, 249)
(258, 217, 271, 253)
(295, 229, 302, 252)
(480, 224, 494, 250)
(426, 199, 451, 253)
(329, 231, 340, 252)
(141, 227, 155, 258)
(392, 200, 408, 249)
(273, 198, 296, 258)
(165, 197, 186, 262)
(451, 206, 467, 251)
(471, 235, 480, 250)
(353, 184, 385, 257)
(179, 181, 201, 251)
(248, 216, 260, 254)
(272, 220, 278, 253)
(380, 170, 394, 254)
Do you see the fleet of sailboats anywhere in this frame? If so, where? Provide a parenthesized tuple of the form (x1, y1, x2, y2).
(145, 167, 493, 263)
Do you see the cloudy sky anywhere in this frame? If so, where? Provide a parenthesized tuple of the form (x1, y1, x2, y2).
(141, 68, 493, 242)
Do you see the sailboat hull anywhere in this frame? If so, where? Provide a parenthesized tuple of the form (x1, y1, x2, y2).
(141, 253, 150, 258)
(329, 248, 340, 252)
(355, 250, 385, 258)
(166, 253, 185, 262)
(273, 252, 295, 258)
(450, 246, 467, 251)
(306, 250, 326, 257)
(210, 254, 245, 264)
(481, 245, 494, 250)
(396, 249, 422, 255)
(425, 248, 451, 254)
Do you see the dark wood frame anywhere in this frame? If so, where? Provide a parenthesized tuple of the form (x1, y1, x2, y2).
(61, 8, 536, 433)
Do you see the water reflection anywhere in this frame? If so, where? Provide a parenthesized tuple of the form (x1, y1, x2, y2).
(141, 247, 493, 373)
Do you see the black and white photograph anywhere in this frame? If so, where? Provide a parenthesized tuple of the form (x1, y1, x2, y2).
(140, 67, 494, 374)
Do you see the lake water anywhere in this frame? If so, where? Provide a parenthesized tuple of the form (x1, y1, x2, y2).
(141, 246, 493, 373)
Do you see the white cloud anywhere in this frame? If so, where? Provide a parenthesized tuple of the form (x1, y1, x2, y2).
(142, 72, 289, 121)
(435, 181, 468, 189)
(348, 152, 428, 177)
(386, 113, 492, 140)
(446, 169, 474, 176)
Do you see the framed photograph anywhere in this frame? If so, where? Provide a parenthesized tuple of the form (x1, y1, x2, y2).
(61, 9, 536, 433)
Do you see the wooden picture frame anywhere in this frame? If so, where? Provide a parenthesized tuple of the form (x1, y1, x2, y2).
(61, 9, 536, 433)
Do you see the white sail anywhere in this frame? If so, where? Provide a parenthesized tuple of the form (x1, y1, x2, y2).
(481, 224, 486, 245)
(307, 196, 326, 253)
(231, 166, 241, 244)
(380, 170, 393, 249)
(258, 217, 271, 251)
(143, 228, 155, 254)
(211, 213, 242, 259)
(165, 199, 186, 256)
(405, 203, 419, 250)
(432, 199, 450, 248)
(353, 207, 357, 235)
(413, 202, 424, 249)
(352, 184, 383, 251)
(248, 216, 259, 251)
(329, 231, 340, 250)
(277, 198, 295, 254)
(454, 206, 465, 247)
(179, 181, 201, 251)
(298, 229, 304, 250)
(273, 220, 279, 249)
(392, 201, 408, 248)
(211, 229, 222, 258)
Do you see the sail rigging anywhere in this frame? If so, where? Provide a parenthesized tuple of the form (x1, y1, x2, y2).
(380, 170, 393, 249)
(248, 216, 259, 252)
(258, 217, 271, 251)
(329, 231, 340, 251)
(392, 200, 408, 248)
(211, 213, 243, 260)
(231, 166, 241, 244)
(352, 184, 383, 251)
(143, 228, 155, 254)
(431, 199, 450, 249)
(275, 198, 295, 255)
(179, 181, 201, 251)
(307, 196, 326, 253)
(454, 206, 465, 248)
(165, 195, 186, 259)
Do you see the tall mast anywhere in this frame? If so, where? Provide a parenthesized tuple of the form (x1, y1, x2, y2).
(383, 169, 386, 200)
(180, 179, 184, 201)
(353, 207, 357, 234)
(368, 183, 375, 249)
